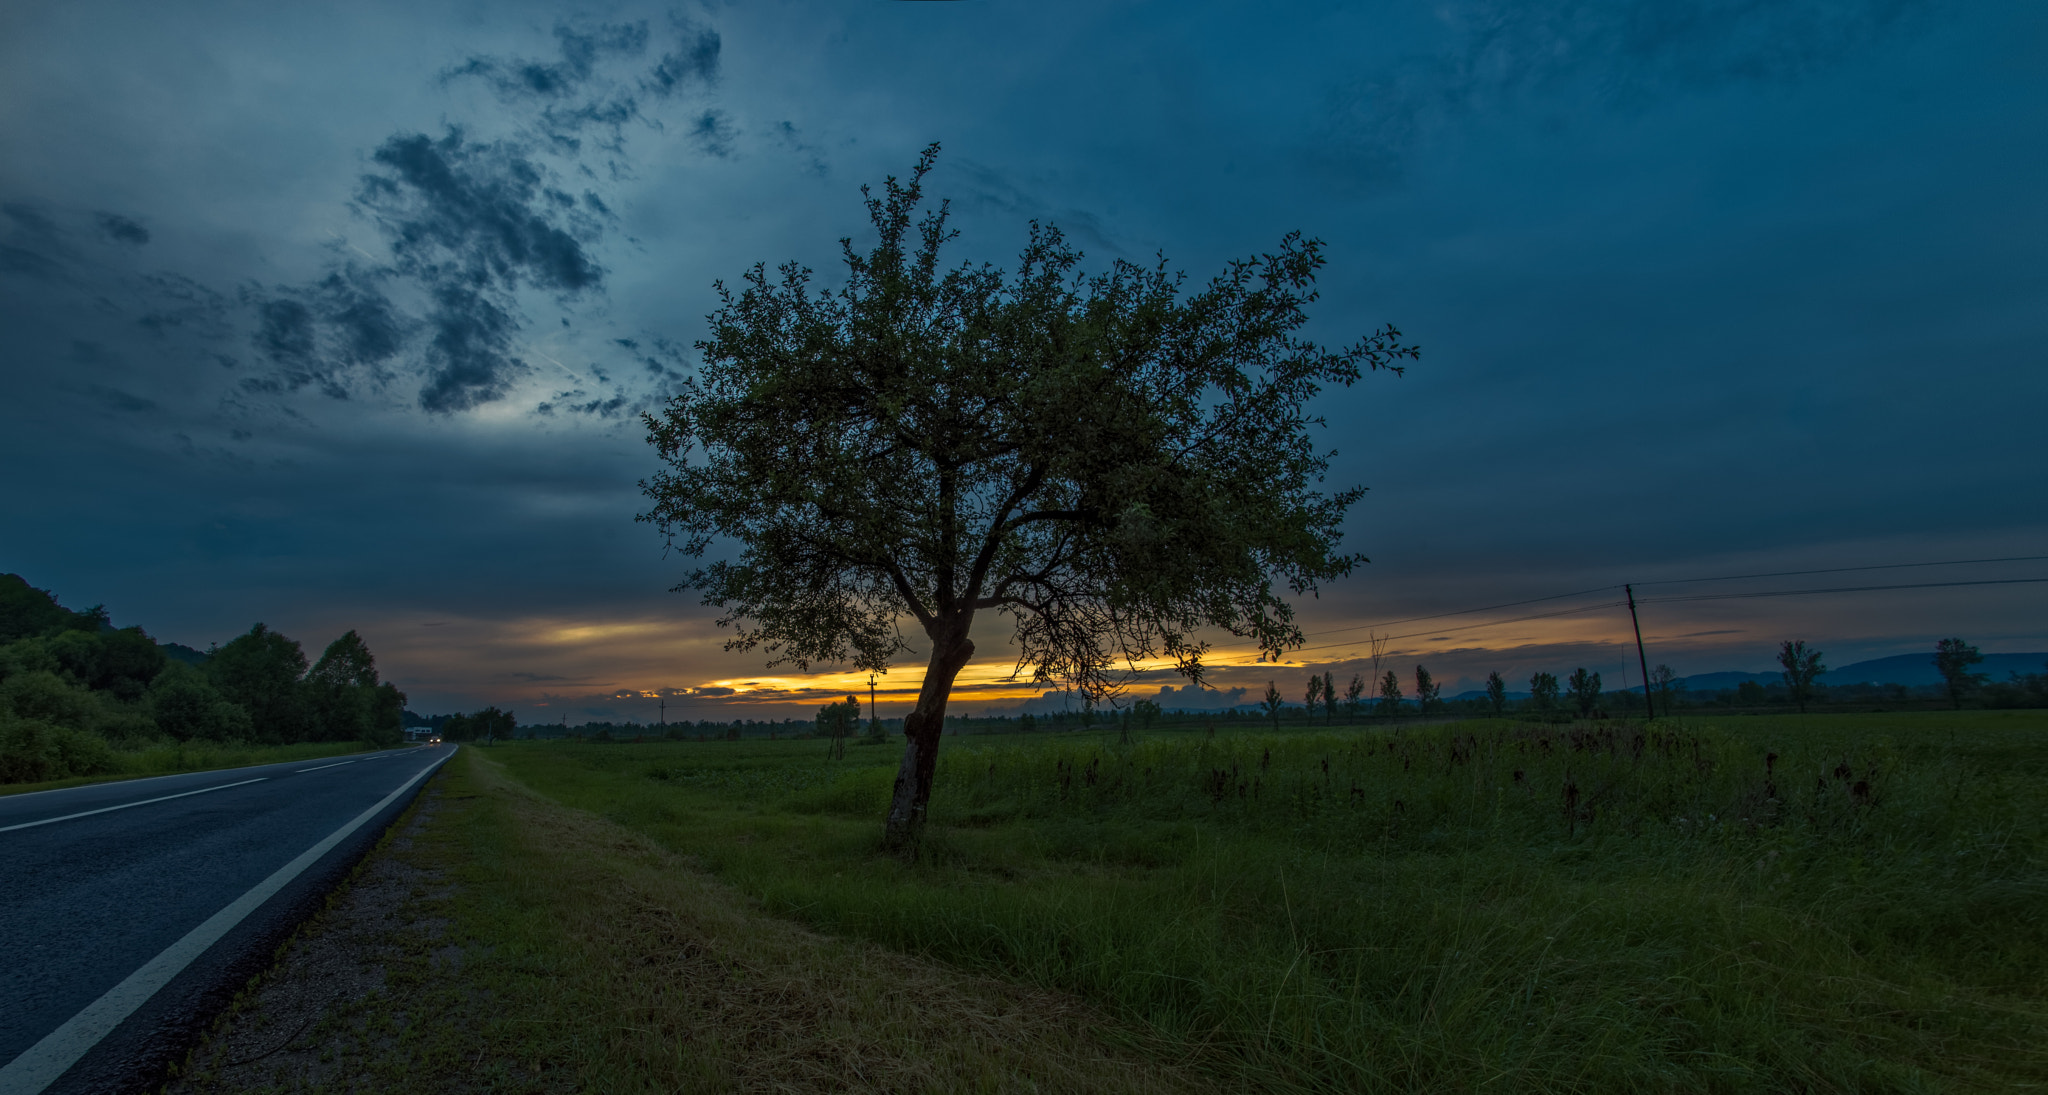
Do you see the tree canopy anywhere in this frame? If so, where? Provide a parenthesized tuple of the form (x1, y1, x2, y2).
(641, 146, 1413, 849)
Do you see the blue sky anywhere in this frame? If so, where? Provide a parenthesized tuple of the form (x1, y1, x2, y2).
(2, 0, 2043, 718)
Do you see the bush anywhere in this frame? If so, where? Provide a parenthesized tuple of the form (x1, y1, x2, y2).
(0, 716, 118, 783)
(1, 669, 100, 730)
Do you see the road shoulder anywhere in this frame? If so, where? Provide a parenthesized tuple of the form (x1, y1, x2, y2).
(164, 747, 1219, 1094)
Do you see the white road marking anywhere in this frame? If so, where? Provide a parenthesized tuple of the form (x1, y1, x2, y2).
(0, 779, 269, 834)
(295, 760, 356, 773)
(0, 750, 451, 1093)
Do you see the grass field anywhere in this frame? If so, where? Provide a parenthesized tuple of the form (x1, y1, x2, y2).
(0, 739, 379, 797)
(486, 711, 2048, 1093)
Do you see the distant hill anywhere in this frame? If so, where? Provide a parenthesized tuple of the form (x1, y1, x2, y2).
(1826, 652, 2047, 687)
(1665, 653, 2048, 692)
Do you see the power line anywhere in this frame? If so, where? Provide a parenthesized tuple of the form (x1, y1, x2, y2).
(1632, 554, 2048, 587)
(1640, 576, 2048, 604)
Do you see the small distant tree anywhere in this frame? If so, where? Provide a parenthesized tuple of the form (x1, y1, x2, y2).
(1321, 671, 1337, 724)
(1263, 681, 1285, 730)
(1344, 673, 1365, 723)
(1649, 664, 1678, 716)
(1776, 641, 1825, 714)
(818, 694, 861, 759)
(1132, 698, 1162, 732)
(1528, 672, 1560, 715)
(1484, 670, 1506, 717)
(1376, 670, 1403, 717)
(1414, 665, 1441, 716)
(1304, 675, 1324, 726)
(1933, 638, 1987, 709)
(472, 705, 515, 745)
(1565, 668, 1601, 719)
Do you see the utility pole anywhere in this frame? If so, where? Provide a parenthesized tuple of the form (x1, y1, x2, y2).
(659, 696, 666, 729)
(1625, 584, 1655, 720)
(868, 672, 876, 725)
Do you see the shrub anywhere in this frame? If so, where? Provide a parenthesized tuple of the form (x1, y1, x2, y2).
(1, 669, 100, 730)
(0, 716, 118, 783)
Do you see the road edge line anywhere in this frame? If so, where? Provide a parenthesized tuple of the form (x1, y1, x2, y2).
(0, 779, 270, 834)
(0, 749, 453, 1094)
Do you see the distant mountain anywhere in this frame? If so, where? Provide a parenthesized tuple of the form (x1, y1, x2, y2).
(1826, 652, 2047, 687)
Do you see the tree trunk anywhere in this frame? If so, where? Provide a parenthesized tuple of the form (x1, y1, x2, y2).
(882, 625, 976, 855)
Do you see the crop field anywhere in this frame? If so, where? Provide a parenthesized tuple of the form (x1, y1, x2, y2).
(491, 711, 2048, 1093)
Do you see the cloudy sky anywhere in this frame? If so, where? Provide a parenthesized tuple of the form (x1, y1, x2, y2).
(3, 0, 2043, 720)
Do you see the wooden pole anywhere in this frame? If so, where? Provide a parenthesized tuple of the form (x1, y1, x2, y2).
(1626, 584, 1655, 720)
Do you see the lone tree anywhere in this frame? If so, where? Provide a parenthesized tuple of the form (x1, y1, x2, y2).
(1484, 670, 1507, 716)
(1344, 672, 1366, 723)
(1414, 664, 1440, 716)
(1649, 663, 1678, 716)
(1933, 638, 1986, 709)
(1304, 674, 1324, 725)
(1528, 671, 1560, 715)
(1376, 670, 1403, 717)
(1566, 668, 1602, 719)
(640, 148, 1411, 852)
(1776, 640, 1825, 714)
(1263, 682, 1287, 731)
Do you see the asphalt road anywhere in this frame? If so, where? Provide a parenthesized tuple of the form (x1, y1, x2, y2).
(0, 744, 454, 1095)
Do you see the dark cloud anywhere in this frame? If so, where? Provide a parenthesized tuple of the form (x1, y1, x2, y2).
(418, 283, 525, 413)
(135, 272, 231, 340)
(94, 213, 149, 246)
(690, 110, 735, 157)
(87, 383, 155, 413)
(645, 24, 721, 95)
(440, 14, 718, 151)
(0, 245, 61, 279)
(1, 202, 69, 281)
(2, 202, 62, 246)
(360, 130, 604, 293)
(1319, 0, 1934, 185)
(255, 298, 315, 365)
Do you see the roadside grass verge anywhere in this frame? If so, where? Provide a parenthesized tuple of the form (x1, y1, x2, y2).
(177, 746, 1220, 1093)
(0, 739, 382, 797)
(489, 711, 2048, 1093)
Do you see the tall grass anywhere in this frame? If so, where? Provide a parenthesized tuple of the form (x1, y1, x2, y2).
(495, 712, 2048, 1092)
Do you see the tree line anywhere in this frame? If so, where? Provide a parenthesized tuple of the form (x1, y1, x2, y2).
(0, 573, 407, 783)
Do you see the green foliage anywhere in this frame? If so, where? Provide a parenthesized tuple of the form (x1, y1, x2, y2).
(0, 580, 398, 780)
(1566, 667, 1602, 718)
(471, 706, 516, 745)
(1777, 640, 1826, 713)
(146, 662, 252, 742)
(1376, 669, 1402, 716)
(1650, 663, 1679, 716)
(1528, 671, 1560, 715)
(0, 573, 96, 643)
(1414, 663, 1440, 715)
(491, 712, 2048, 1093)
(640, 146, 1414, 692)
(817, 695, 862, 759)
(1935, 637, 1987, 710)
(1261, 681, 1284, 730)
(1, 668, 100, 728)
(0, 716, 118, 783)
(207, 623, 311, 743)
